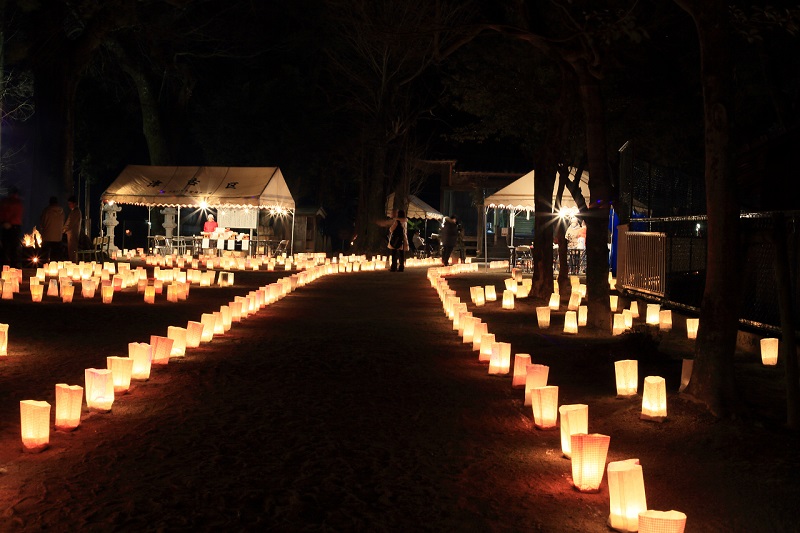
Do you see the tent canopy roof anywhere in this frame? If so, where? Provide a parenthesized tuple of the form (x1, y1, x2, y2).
(485, 168, 589, 212)
(386, 193, 444, 220)
(101, 165, 295, 210)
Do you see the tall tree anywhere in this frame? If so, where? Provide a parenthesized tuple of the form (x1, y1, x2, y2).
(322, 0, 478, 252)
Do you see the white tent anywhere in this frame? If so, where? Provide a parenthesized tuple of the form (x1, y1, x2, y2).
(385, 193, 444, 220)
(102, 165, 296, 250)
(483, 168, 589, 260)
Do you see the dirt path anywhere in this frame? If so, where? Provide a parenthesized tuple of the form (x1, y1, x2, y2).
(0, 264, 797, 531)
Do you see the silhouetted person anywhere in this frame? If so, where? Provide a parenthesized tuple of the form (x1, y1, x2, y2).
(440, 215, 458, 266)
(0, 186, 23, 267)
(40, 196, 65, 263)
(64, 196, 82, 262)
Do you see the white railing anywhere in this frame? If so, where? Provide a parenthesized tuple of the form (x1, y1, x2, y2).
(619, 232, 667, 297)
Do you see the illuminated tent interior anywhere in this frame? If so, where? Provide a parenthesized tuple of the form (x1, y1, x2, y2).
(483, 168, 589, 259)
(101, 165, 296, 250)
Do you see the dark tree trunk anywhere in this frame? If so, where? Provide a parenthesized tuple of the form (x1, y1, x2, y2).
(355, 139, 389, 253)
(772, 213, 799, 429)
(572, 60, 611, 331)
(676, 0, 741, 417)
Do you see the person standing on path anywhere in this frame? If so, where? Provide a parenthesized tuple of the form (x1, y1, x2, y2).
(440, 215, 458, 267)
(64, 196, 82, 263)
(0, 186, 23, 268)
(40, 196, 65, 263)
(387, 209, 409, 272)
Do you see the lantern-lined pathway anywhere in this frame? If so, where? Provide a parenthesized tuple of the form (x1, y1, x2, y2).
(0, 266, 797, 530)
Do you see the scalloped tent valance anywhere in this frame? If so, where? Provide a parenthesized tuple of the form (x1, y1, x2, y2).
(484, 168, 589, 212)
(101, 165, 295, 211)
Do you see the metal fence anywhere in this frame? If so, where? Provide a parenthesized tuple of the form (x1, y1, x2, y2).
(619, 212, 799, 332)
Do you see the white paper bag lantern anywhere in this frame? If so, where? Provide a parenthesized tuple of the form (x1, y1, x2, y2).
(479, 333, 495, 363)
(129, 342, 153, 380)
(462, 316, 478, 344)
(610, 294, 619, 312)
(570, 433, 611, 492)
(629, 301, 639, 317)
(686, 318, 699, 339)
(530, 385, 558, 429)
(614, 359, 638, 397)
(85, 368, 114, 411)
(641, 376, 667, 421)
(61, 283, 74, 303)
(578, 305, 588, 327)
(679, 359, 693, 393)
(638, 510, 687, 533)
(186, 321, 204, 348)
(101, 283, 114, 303)
(608, 459, 648, 532)
(760, 337, 779, 366)
(167, 326, 187, 356)
(488, 342, 511, 375)
(0, 323, 8, 355)
(612, 313, 626, 336)
(659, 309, 672, 331)
(645, 304, 660, 326)
(144, 285, 156, 304)
(220, 305, 232, 332)
(20, 400, 51, 452)
(567, 291, 581, 311)
(536, 306, 551, 329)
(512, 354, 531, 388)
(623, 309, 633, 329)
(524, 364, 549, 406)
(212, 311, 225, 335)
(150, 335, 174, 365)
(55, 384, 83, 431)
(47, 278, 59, 297)
(504, 277, 516, 291)
(200, 313, 216, 342)
(484, 285, 497, 301)
(559, 404, 588, 458)
(502, 290, 515, 310)
(107, 356, 134, 394)
(471, 321, 488, 351)
(549, 292, 560, 311)
(563, 311, 578, 334)
(230, 301, 243, 322)
(31, 283, 44, 302)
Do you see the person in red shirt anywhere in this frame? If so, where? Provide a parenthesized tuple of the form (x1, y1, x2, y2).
(0, 187, 24, 267)
(203, 214, 218, 233)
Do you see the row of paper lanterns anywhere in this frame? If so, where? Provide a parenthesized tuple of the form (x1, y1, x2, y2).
(429, 264, 687, 533)
(17, 261, 348, 455)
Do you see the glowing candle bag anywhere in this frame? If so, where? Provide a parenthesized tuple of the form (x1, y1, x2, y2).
(563, 311, 578, 334)
(641, 376, 667, 421)
(484, 285, 497, 301)
(501, 290, 515, 310)
(107, 356, 134, 394)
(488, 342, 511, 375)
(608, 459, 647, 532)
(167, 326, 188, 356)
(150, 335, 174, 365)
(612, 314, 626, 336)
(659, 309, 672, 331)
(186, 321, 204, 348)
(686, 318, 699, 339)
(536, 307, 551, 329)
(638, 510, 687, 533)
(55, 384, 83, 430)
(559, 404, 588, 458)
(479, 333, 495, 363)
(530, 385, 558, 429)
(512, 354, 531, 388)
(614, 360, 638, 397)
(85, 368, 114, 411)
(524, 364, 549, 406)
(129, 342, 153, 380)
(639, 305, 657, 327)
(20, 400, 51, 452)
(0, 323, 8, 355)
(760, 337, 779, 366)
(472, 322, 488, 352)
(570, 433, 611, 492)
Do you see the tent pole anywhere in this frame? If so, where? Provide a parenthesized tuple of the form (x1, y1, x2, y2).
(484, 206, 489, 270)
(290, 210, 295, 256)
